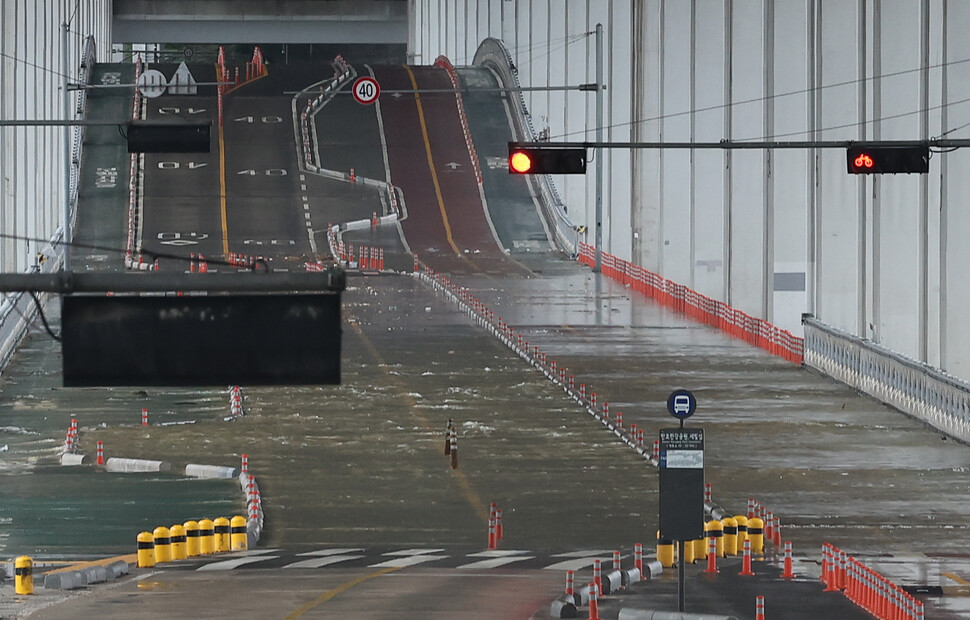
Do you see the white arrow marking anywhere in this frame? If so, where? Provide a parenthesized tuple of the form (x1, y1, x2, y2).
(444, 162, 462, 170)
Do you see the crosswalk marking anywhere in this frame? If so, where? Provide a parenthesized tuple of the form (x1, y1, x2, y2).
(381, 548, 446, 557)
(284, 555, 365, 569)
(457, 555, 535, 569)
(543, 557, 610, 572)
(369, 554, 449, 568)
(196, 556, 281, 571)
(296, 548, 365, 557)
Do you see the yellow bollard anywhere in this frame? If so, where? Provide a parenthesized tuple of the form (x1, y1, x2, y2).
(656, 531, 675, 568)
(198, 518, 215, 555)
(136, 532, 155, 568)
(14, 556, 33, 595)
(230, 515, 248, 551)
(693, 531, 707, 564)
(721, 517, 738, 556)
(170, 524, 187, 560)
(708, 518, 725, 557)
(734, 514, 749, 542)
(152, 526, 172, 563)
(747, 517, 765, 556)
(213, 517, 231, 552)
(184, 520, 200, 557)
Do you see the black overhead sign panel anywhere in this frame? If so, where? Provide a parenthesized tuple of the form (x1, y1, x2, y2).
(61, 293, 341, 387)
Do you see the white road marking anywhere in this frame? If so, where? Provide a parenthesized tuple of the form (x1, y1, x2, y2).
(543, 557, 611, 571)
(296, 548, 364, 557)
(196, 556, 280, 571)
(283, 555, 365, 569)
(368, 554, 449, 568)
(457, 555, 535, 570)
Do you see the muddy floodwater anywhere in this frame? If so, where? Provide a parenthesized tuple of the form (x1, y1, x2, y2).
(1, 262, 969, 560)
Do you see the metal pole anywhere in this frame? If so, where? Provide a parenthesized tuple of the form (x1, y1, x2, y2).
(678, 539, 686, 611)
(593, 23, 604, 273)
(61, 22, 72, 273)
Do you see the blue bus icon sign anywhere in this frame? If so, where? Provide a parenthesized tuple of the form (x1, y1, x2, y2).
(666, 389, 697, 420)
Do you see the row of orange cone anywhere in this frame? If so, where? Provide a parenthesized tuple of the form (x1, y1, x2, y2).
(823, 543, 925, 619)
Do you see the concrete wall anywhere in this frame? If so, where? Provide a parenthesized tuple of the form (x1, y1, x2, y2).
(409, 0, 970, 383)
(1, 0, 112, 276)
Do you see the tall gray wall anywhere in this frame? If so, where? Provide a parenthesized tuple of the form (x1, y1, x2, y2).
(409, 0, 970, 382)
(1, 0, 112, 276)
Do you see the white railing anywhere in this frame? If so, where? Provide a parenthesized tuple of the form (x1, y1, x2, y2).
(803, 316, 970, 443)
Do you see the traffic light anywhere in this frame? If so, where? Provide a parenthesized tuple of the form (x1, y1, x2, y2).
(508, 144, 587, 174)
(846, 145, 929, 174)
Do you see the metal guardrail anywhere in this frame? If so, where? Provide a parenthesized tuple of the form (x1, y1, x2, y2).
(472, 38, 580, 257)
(803, 315, 970, 443)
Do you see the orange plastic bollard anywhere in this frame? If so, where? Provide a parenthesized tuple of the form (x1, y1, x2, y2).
(738, 539, 755, 576)
(781, 541, 795, 579)
(704, 536, 718, 574)
(755, 595, 765, 620)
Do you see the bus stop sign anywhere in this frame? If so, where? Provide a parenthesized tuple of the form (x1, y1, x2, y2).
(658, 427, 705, 541)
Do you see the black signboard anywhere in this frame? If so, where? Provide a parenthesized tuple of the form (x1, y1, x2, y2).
(658, 427, 705, 541)
(62, 293, 341, 386)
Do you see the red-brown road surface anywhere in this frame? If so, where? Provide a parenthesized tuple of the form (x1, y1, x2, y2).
(372, 64, 526, 276)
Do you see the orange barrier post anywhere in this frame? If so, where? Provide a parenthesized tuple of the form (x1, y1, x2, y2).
(487, 510, 497, 550)
(142, 408, 149, 426)
(564, 570, 575, 599)
(616, 411, 623, 428)
(704, 536, 719, 574)
(739, 539, 755, 576)
(587, 582, 600, 620)
(496, 508, 503, 541)
(634, 543, 644, 580)
(593, 559, 603, 596)
(241, 453, 248, 474)
(781, 541, 795, 579)
(96, 440, 104, 465)
(755, 595, 766, 620)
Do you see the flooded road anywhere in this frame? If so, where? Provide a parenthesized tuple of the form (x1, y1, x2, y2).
(3, 261, 968, 561)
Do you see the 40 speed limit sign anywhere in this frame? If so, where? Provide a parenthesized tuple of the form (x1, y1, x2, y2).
(352, 77, 381, 105)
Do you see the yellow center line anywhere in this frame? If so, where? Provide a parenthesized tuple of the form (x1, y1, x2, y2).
(218, 119, 229, 257)
(283, 566, 401, 619)
(346, 316, 488, 523)
(942, 572, 970, 586)
(403, 64, 461, 257)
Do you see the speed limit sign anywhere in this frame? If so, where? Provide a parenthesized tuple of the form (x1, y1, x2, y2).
(352, 77, 381, 105)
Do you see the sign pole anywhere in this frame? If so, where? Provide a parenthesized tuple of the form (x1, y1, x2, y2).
(678, 539, 686, 612)
(659, 389, 702, 615)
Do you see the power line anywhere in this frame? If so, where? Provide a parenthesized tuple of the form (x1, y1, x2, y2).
(552, 55, 970, 141)
(0, 51, 73, 82)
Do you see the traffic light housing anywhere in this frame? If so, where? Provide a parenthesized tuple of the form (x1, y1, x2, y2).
(846, 144, 929, 174)
(508, 144, 587, 174)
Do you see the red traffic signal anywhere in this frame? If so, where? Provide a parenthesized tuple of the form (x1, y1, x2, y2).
(508, 144, 587, 174)
(846, 145, 928, 174)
